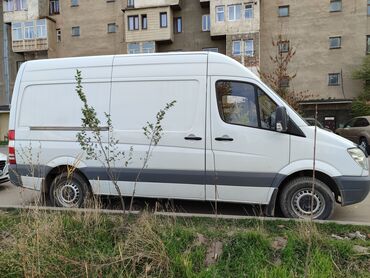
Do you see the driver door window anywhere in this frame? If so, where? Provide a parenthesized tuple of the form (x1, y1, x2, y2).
(215, 80, 278, 131)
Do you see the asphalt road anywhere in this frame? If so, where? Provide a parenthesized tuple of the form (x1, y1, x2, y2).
(0, 180, 369, 223)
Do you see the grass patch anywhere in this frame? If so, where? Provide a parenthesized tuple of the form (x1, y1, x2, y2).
(0, 210, 369, 277)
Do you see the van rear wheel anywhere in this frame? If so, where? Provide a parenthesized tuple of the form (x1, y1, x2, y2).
(279, 177, 335, 220)
(49, 172, 90, 208)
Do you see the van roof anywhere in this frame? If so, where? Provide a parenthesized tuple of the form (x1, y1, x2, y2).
(21, 52, 258, 80)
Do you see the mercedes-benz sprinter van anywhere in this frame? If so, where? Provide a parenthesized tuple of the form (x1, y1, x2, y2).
(8, 52, 370, 219)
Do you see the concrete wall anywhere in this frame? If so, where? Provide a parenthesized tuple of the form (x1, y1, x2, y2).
(50, 0, 125, 57)
(124, 6, 173, 43)
(260, 0, 368, 101)
(210, 0, 260, 36)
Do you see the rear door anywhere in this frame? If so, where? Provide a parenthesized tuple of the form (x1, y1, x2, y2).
(207, 77, 290, 204)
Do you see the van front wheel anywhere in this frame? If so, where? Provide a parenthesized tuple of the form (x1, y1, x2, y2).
(49, 172, 90, 208)
(279, 177, 335, 220)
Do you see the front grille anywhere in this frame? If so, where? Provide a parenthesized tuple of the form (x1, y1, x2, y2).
(0, 161, 6, 172)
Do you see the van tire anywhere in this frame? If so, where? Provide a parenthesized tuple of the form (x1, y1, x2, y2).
(279, 177, 335, 220)
(49, 172, 90, 208)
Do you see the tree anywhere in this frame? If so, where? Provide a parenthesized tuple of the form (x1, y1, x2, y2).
(259, 35, 306, 112)
(351, 55, 370, 117)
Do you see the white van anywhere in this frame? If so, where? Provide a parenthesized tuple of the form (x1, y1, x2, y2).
(8, 52, 369, 219)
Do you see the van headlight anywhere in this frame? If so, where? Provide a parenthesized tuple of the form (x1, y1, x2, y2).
(347, 148, 368, 170)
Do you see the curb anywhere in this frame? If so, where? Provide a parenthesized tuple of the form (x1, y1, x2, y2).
(0, 205, 369, 226)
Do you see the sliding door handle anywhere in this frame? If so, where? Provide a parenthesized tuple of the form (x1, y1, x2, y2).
(185, 134, 202, 141)
(215, 135, 234, 142)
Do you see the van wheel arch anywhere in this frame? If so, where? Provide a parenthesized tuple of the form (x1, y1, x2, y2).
(43, 165, 92, 202)
(274, 170, 341, 215)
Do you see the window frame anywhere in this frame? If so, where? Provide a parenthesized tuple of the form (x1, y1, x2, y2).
(244, 39, 254, 57)
(127, 0, 134, 8)
(141, 14, 147, 30)
(216, 5, 225, 22)
(71, 26, 80, 37)
(203, 47, 219, 52)
(12, 22, 23, 41)
(329, 36, 341, 49)
(202, 14, 210, 31)
(24, 21, 35, 40)
(56, 28, 61, 42)
(278, 5, 289, 17)
(278, 40, 290, 53)
(174, 16, 182, 33)
(330, 0, 342, 12)
(160, 12, 168, 28)
(215, 80, 279, 132)
(368, 0, 370, 16)
(107, 23, 117, 33)
(71, 0, 78, 7)
(245, 3, 253, 19)
(328, 73, 340, 86)
(228, 4, 241, 21)
(49, 0, 60, 15)
(128, 15, 139, 31)
(367, 35, 370, 54)
(232, 40, 241, 56)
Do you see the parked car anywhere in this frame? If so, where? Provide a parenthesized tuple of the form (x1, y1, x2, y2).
(304, 118, 333, 132)
(0, 152, 9, 184)
(7, 52, 370, 220)
(335, 116, 370, 153)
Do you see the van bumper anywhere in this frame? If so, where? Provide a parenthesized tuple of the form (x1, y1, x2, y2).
(334, 176, 370, 206)
(8, 165, 22, 187)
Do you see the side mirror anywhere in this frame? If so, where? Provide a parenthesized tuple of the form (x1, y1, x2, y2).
(275, 106, 288, 132)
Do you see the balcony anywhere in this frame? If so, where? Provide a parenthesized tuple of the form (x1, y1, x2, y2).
(11, 18, 56, 53)
(125, 6, 174, 43)
(124, 0, 181, 10)
(3, 0, 48, 23)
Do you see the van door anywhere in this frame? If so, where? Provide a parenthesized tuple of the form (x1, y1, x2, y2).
(207, 77, 290, 204)
(109, 77, 206, 200)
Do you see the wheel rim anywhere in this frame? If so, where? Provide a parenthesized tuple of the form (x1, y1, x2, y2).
(55, 182, 81, 207)
(291, 189, 325, 219)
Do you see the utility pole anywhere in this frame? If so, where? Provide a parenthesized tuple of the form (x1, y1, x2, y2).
(2, 23, 10, 105)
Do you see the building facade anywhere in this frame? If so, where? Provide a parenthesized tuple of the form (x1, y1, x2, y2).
(0, 0, 369, 135)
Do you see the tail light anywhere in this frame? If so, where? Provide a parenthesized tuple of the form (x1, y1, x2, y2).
(8, 130, 16, 164)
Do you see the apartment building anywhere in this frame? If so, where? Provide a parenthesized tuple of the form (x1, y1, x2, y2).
(0, 0, 369, 136)
(260, 0, 369, 128)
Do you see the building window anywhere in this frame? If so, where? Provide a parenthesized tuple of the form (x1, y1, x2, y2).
(279, 76, 290, 88)
(202, 14, 210, 31)
(4, 0, 27, 12)
(24, 21, 35, 39)
(245, 39, 254, 57)
(329, 36, 341, 49)
(128, 43, 140, 54)
(330, 0, 342, 12)
(228, 4, 241, 21)
(232, 41, 241, 56)
(71, 0, 78, 7)
(141, 14, 147, 29)
(203, 47, 218, 52)
(12, 22, 23, 41)
(160, 12, 168, 28)
(71, 26, 80, 37)
(107, 23, 117, 33)
(278, 41, 289, 53)
(368, 0, 370, 15)
(142, 41, 155, 53)
(245, 3, 253, 19)
(367, 36, 370, 54)
(36, 19, 47, 38)
(127, 0, 134, 8)
(128, 41, 155, 54)
(56, 28, 61, 42)
(128, 15, 139, 30)
(174, 17, 182, 33)
(328, 73, 340, 86)
(216, 6, 225, 22)
(49, 0, 60, 15)
(278, 5, 289, 17)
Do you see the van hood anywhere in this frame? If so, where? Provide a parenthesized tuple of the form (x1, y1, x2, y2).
(300, 126, 357, 149)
